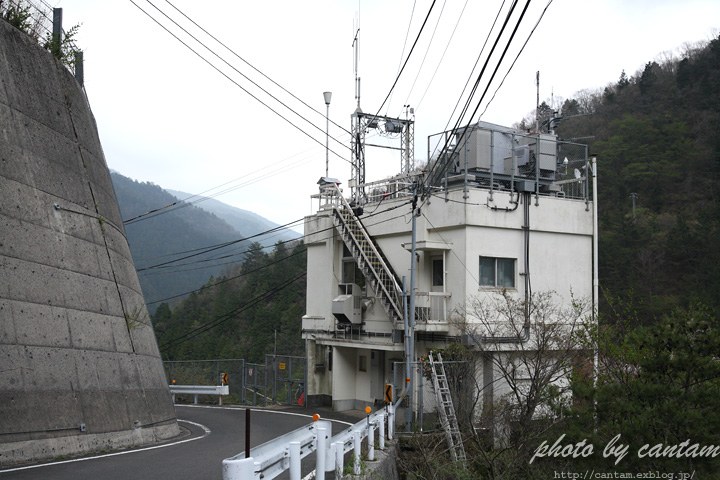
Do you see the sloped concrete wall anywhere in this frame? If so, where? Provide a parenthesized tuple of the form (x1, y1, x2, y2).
(0, 19, 179, 465)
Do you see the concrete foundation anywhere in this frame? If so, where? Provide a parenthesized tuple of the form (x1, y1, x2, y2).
(0, 19, 179, 466)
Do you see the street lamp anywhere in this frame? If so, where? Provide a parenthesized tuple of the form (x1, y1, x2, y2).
(323, 91, 332, 178)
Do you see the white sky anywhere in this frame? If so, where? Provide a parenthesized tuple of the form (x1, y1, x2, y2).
(57, 0, 718, 231)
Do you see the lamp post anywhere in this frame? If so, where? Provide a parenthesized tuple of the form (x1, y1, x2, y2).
(323, 91, 332, 178)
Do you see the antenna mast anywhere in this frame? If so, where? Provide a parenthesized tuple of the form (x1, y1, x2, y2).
(350, 16, 365, 203)
(535, 71, 540, 132)
(353, 15, 361, 109)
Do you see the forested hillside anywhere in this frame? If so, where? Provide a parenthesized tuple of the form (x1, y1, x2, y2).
(152, 241, 307, 363)
(550, 36, 720, 323)
(112, 172, 247, 312)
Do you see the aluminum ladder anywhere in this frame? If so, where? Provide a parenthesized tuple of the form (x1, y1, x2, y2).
(428, 352, 467, 466)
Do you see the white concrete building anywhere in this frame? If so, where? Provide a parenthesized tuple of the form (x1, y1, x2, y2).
(302, 120, 595, 413)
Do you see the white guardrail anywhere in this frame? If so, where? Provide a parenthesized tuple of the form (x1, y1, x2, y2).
(222, 404, 396, 480)
(169, 384, 229, 404)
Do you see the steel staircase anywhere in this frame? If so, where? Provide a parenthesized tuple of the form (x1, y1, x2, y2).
(428, 352, 467, 466)
(329, 185, 404, 328)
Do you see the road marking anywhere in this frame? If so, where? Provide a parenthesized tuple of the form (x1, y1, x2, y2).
(0, 408, 353, 474)
(0, 419, 210, 474)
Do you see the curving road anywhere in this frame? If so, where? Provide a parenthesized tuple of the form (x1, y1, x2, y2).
(0, 405, 359, 480)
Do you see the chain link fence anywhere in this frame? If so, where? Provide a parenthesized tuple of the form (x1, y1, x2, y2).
(164, 356, 307, 407)
(1, 0, 83, 79)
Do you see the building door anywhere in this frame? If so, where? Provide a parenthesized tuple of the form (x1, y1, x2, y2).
(431, 256, 445, 320)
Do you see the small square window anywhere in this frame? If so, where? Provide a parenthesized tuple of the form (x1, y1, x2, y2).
(479, 257, 515, 288)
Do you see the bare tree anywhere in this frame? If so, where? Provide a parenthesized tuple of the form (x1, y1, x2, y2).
(449, 290, 592, 479)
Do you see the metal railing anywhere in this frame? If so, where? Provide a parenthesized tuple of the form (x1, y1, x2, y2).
(331, 183, 404, 326)
(414, 291, 451, 323)
(168, 384, 229, 404)
(222, 406, 394, 480)
(426, 123, 590, 203)
(163, 356, 306, 407)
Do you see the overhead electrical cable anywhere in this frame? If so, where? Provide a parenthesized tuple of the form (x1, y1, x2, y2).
(478, 0, 554, 119)
(135, 0, 351, 154)
(402, 0, 447, 106)
(135, 217, 304, 272)
(162, 0, 351, 136)
(121, 141, 342, 225)
(154, 198, 413, 349)
(373, 0, 437, 117)
(142, 205, 411, 276)
(158, 272, 306, 351)
(138, 196, 413, 274)
(424, 0, 532, 189)
(146, 246, 308, 305)
(386, 0, 417, 115)
(128, 0, 350, 169)
(414, 0, 470, 109)
(421, 0, 510, 169)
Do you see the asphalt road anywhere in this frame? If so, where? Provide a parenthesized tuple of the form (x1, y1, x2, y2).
(0, 405, 361, 480)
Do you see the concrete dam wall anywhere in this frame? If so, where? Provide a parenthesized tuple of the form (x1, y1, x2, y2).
(0, 19, 179, 465)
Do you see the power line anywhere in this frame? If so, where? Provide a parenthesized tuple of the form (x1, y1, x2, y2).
(146, 245, 307, 305)
(158, 272, 306, 351)
(414, 0, 470, 109)
(128, 0, 350, 169)
(422, 0, 510, 172)
(478, 0, 554, 120)
(138, 195, 413, 275)
(140, 0, 351, 154)
(162, 0, 351, 137)
(373, 0, 437, 117)
(120, 141, 339, 225)
(155, 197, 415, 349)
(386, 0, 417, 115)
(402, 0, 447, 107)
(135, 216, 304, 272)
(424, 0, 533, 191)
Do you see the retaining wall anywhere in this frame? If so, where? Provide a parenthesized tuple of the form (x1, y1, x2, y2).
(0, 18, 179, 466)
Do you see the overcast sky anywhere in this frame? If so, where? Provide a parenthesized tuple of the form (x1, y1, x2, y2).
(57, 0, 718, 232)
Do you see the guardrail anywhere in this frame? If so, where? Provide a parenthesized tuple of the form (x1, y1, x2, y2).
(222, 404, 396, 480)
(169, 384, 229, 404)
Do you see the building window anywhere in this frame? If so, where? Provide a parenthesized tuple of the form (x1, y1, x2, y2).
(432, 258, 444, 287)
(479, 257, 515, 288)
(359, 355, 367, 372)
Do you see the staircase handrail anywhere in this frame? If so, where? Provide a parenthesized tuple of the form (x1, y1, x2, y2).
(330, 183, 403, 322)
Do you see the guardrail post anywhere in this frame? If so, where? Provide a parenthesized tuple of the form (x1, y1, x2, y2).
(316, 427, 326, 480)
(379, 412, 385, 450)
(222, 456, 255, 480)
(333, 441, 344, 477)
(368, 422, 375, 461)
(388, 403, 395, 440)
(289, 441, 301, 480)
(353, 430, 361, 475)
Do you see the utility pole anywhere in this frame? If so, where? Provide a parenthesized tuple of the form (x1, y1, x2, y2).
(630, 192, 638, 219)
(405, 182, 419, 432)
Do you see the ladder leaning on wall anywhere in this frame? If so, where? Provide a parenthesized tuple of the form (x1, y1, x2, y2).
(428, 352, 467, 467)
